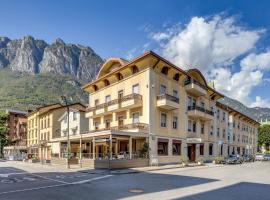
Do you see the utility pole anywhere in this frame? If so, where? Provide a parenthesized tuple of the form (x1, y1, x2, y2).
(61, 96, 70, 169)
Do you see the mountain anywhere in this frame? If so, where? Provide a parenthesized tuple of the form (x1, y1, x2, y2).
(0, 69, 89, 111)
(0, 36, 103, 81)
(218, 96, 270, 122)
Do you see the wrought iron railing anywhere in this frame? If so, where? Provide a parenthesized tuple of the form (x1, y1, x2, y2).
(187, 105, 214, 116)
(157, 93, 179, 103)
(86, 94, 143, 112)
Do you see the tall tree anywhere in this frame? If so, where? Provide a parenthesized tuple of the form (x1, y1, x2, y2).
(0, 111, 9, 158)
(258, 124, 270, 151)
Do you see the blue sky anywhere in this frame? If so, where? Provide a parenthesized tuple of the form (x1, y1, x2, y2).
(1, 0, 270, 107)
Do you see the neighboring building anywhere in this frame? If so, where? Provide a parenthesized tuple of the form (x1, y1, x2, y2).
(27, 103, 86, 160)
(260, 118, 270, 125)
(3, 109, 28, 159)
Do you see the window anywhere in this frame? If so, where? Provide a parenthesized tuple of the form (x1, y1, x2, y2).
(172, 116, 178, 129)
(105, 119, 111, 129)
(233, 133, 235, 141)
(118, 90, 124, 99)
(116, 73, 123, 80)
(188, 120, 196, 132)
(73, 112, 77, 121)
(221, 144, 223, 156)
(72, 129, 77, 135)
(187, 96, 196, 108)
(200, 144, 204, 156)
(209, 143, 213, 156)
(95, 99, 99, 106)
(94, 122, 99, 130)
(132, 66, 139, 74)
(173, 90, 178, 98)
(105, 95, 111, 103)
(201, 123, 204, 134)
(173, 73, 180, 81)
(161, 66, 169, 75)
(217, 109, 220, 119)
(118, 116, 124, 127)
(158, 139, 168, 155)
(160, 113, 167, 127)
(200, 101, 205, 108)
(223, 112, 226, 121)
(132, 112, 140, 123)
(217, 128, 220, 137)
(104, 79, 110, 86)
(223, 129, 226, 138)
(132, 84, 139, 94)
(172, 140, 181, 155)
(160, 84, 166, 94)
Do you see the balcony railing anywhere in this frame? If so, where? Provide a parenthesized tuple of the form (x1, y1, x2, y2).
(84, 123, 149, 134)
(157, 94, 179, 103)
(187, 105, 214, 116)
(184, 78, 208, 90)
(86, 94, 142, 112)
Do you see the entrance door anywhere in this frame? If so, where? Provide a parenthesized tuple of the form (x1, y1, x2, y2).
(188, 144, 196, 162)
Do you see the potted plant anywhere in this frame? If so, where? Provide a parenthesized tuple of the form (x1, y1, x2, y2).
(180, 155, 189, 167)
(213, 156, 224, 164)
(196, 156, 205, 165)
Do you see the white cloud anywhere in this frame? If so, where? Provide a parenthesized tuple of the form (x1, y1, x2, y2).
(241, 50, 270, 71)
(250, 96, 270, 108)
(149, 14, 270, 107)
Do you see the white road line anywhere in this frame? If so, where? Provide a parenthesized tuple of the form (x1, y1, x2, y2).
(0, 175, 114, 196)
(30, 173, 70, 184)
(0, 172, 31, 177)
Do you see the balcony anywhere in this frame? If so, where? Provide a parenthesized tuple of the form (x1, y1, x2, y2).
(88, 123, 149, 133)
(86, 94, 143, 118)
(187, 106, 214, 121)
(120, 94, 142, 109)
(156, 94, 179, 110)
(185, 79, 207, 97)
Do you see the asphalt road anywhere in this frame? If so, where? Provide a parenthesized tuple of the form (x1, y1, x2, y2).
(0, 161, 269, 200)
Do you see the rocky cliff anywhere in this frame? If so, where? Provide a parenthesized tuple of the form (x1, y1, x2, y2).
(0, 36, 103, 81)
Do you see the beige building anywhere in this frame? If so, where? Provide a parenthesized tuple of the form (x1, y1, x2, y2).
(27, 103, 86, 160)
(78, 51, 260, 166)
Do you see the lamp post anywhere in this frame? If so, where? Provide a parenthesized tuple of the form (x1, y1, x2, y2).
(61, 96, 70, 169)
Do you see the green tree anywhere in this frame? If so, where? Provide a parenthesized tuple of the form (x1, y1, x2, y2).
(258, 125, 270, 151)
(0, 111, 9, 158)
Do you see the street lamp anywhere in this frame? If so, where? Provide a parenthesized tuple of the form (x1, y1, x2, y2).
(61, 96, 70, 169)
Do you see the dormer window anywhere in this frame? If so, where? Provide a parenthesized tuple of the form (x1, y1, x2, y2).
(173, 73, 180, 81)
(132, 66, 139, 74)
(93, 85, 98, 91)
(116, 73, 123, 81)
(161, 66, 169, 75)
(104, 79, 110, 86)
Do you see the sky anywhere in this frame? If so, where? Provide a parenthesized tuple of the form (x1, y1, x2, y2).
(1, 0, 270, 108)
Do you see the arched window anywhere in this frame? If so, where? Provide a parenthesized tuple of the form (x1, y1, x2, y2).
(173, 73, 180, 81)
(161, 66, 169, 75)
(116, 73, 123, 81)
(104, 79, 110, 86)
(93, 85, 98, 91)
(132, 65, 139, 74)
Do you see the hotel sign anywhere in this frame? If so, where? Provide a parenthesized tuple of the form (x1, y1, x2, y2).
(186, 138, 202, 143)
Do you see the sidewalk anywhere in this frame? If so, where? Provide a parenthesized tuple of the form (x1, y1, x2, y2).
(0, 160, 220, 175)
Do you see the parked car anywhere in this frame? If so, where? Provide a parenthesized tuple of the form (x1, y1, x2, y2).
(263, 154, 270, 161)
(225, 155, 243, 164)
(243, 155, 254, 162)
(255, 153, 265, 161)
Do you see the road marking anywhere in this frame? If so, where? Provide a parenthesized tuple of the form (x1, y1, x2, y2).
(30, 173, 70, 184)
(0, 174, 114, 196)
(0, 172, 31, 177)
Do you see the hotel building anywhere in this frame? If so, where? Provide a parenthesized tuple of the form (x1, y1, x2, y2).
(79, 51, 260, 166)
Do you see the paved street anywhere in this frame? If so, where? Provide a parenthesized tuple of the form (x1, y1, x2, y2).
(0, 161, 269, 200)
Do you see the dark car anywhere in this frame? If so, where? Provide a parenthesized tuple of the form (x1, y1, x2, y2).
(226, 155, 243, 164)
(243, 155, 255, 162)
(263, 154, 270, 161)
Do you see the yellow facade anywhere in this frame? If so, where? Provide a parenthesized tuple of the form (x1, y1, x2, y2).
(27, 103, 85, 160)
(82, 51, 260, 165)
